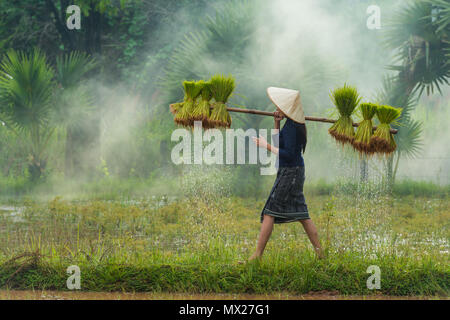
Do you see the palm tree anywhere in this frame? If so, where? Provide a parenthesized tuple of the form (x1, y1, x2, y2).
(53, 51, 97, 177)
(380, 0, 450, 187)
(385, 0, 450, 96)
(0, 49, 96, 180)
(376, 77, 423, 185)
(0, 49, 54, 180)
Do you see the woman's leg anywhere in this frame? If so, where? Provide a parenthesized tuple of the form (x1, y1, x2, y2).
(299, 219, 324, 258)
(249, 214, 275, 260)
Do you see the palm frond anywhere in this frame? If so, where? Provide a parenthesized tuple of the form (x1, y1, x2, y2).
(375, 76, 418, 123)
(428, 0, 450, 33)
(384, 1, 450, 96)
(204, 0, 256, 57)
(52, 84, 95, 129)
(52, 52, 96, 129)
(160, 0, 257, 104)
(55, 51, 97, 89)
(395, 118, 423, 158)
(159, 31, 209, 100)
(0, 49, 54, 131)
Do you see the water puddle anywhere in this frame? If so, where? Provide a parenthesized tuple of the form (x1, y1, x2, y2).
(0, 205, 25, 223)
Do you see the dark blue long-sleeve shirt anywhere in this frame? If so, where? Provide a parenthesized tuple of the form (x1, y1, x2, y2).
(273, 118, 305, 168)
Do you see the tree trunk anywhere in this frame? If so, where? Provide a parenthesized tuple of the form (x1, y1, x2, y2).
(85, 3, 102, 55)
(46, 0, 76, 52)
(28, 153, 47, 181)
(393, 151, 401, 184)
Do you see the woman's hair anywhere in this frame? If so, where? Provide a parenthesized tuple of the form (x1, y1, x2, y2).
(298, 123, 307, 153)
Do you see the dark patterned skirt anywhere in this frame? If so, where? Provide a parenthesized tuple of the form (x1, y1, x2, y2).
(260, 166, 310, 224)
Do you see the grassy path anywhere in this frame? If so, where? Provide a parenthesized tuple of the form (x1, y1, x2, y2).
(0, 290, 446, 300)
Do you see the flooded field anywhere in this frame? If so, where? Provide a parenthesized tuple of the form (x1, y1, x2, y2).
(0, 195, 448, 296)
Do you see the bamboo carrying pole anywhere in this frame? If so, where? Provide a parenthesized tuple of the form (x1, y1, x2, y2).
(226, 106, 398, 134)
(169, 104, 399, 134)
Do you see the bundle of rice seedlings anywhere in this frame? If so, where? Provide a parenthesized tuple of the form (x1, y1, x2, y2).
(209, 74, 235, 128)
(371, 105, 402, 155)
(170, 101, 184, 115)
(352, 102, 378, 154)
(328, 84, 361, 144)
(191, 81, 213, 128)
(174, 81, 203, 127)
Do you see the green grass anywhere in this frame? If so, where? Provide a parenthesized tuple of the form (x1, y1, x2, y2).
(0, 250, 447, 295)
(393, 179, 450, 198)
(304, 179, 449, 198)
(0, 192, 448, 296)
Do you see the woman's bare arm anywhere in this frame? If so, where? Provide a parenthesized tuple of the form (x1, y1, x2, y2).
(252, 110, 284, 154)
(252, 135, 279, 154)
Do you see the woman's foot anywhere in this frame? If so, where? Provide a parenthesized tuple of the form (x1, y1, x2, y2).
(237, 253, 261, 264)
(315, 247, 325, 260)
(248, 253, 262, 262)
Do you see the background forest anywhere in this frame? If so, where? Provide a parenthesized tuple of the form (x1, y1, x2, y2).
(0, 0, 449, 199)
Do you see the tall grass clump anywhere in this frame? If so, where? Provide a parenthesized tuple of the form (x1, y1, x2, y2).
(328, 84, 361, 145)
(209, 74, 235, 128)
(371, 105, 402, 155)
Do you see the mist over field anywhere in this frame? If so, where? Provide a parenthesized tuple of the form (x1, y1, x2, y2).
(0, 0, 448, 199)
(0, 0, 448, 300)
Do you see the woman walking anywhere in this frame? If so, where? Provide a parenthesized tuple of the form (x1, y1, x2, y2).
(251, 87, 323, 260)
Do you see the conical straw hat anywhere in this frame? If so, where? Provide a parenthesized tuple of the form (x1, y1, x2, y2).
(267, 87, 305, 124)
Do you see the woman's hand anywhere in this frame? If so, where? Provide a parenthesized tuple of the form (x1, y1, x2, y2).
(274, 110, 284, 121)
(252, 134, 268, 149)
(274, 110, 284, 130)
(252, 134, 279, 154)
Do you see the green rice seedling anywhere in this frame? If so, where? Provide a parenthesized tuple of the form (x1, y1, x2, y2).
(191, 81, 213, 128)
(174, 81, 203, 127)
(209, 74, 235, 128)
(328, 84, 361, 144)
(371, 105, 402, 155)
(353, 103, 378, 155)
(170, 102, 184, 115)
